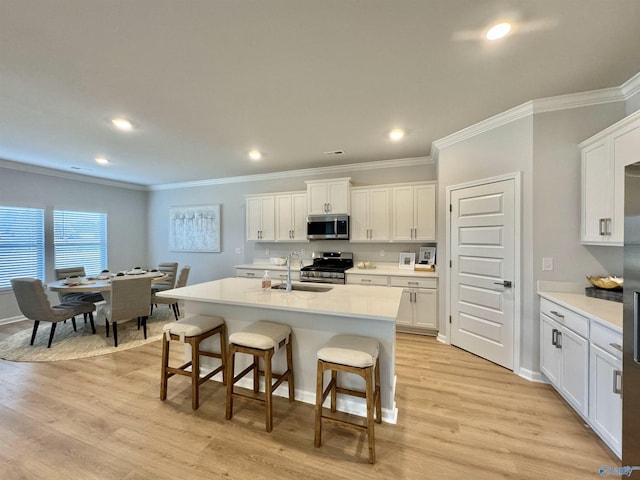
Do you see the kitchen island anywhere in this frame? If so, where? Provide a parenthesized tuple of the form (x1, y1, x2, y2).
(157, 277, 403, 423)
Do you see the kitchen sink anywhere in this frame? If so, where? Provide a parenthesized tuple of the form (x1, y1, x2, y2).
(271, 283, 333, 293)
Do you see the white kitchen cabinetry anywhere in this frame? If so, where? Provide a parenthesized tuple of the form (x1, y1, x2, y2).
(589, 321, 622, 457)
(391, 182, 436, 242)
(305, 178, 351, 215)
(275, 192, 308, 242)
(347, 271, 438, 334)
(539, 298, 589, 417)
(246, 195, 275, 241)
(235, 267, 299, 282)
(350, 187, 390, 242)
(580, 109, 640, 246)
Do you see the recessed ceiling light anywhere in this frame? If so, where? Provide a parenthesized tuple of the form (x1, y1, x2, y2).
(389, 129, 405, 141)
(95, 156, 109, 165)
(111, 117, 133, 131)
(486, 22, 511, 40)
(248, 150, 262, 161)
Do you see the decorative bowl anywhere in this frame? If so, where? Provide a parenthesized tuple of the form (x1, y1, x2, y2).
(586, 275, 623, 290)
(269, 257, 287, 266)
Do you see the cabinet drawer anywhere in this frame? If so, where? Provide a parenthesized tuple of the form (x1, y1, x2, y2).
(271, 271, 299, 281)
(346, 274, 388, 286)
(540, 298, 589, 338)
(389, 276, 437, 289)
(591, 321, 622, 359)
(236, 269, 262, 278)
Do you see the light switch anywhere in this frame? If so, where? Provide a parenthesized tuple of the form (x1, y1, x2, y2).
(542, 257, 553, 271)
(235, 247, 242, 254)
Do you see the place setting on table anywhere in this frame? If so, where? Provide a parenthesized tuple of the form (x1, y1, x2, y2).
(47, 267, 167, 293)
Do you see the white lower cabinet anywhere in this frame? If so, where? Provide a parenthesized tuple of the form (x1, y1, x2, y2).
(235, 267, 299, 282)
(589, 322, 623, 458)
(539, 295, 622, 458)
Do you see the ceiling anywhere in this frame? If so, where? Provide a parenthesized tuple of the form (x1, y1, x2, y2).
(1, 1, 640, 187)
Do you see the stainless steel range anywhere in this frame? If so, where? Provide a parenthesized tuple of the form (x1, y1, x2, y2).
(299, 252, 353, 284)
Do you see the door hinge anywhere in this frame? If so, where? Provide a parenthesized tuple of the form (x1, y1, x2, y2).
(449, 260, 452, 268)
(449, 204, 452, 212)
(449, 315, 452, 324)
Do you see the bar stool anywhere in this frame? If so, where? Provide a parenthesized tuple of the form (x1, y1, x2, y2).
(314, 334, 381, 464)
(160, 314, 227, 410)
(225, 321, 294, 432)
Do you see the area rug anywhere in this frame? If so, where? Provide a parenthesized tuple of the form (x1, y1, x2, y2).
(0, 307, 175, 362)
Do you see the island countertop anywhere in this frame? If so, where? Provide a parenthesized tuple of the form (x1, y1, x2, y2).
(158, 277, 402, 321)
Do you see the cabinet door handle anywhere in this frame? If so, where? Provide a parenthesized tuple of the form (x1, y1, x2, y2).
(549, 310, 564, 319)
(551, 328, 558, 346)
(606, 218, 612, 236)
(555, 331, 563, 349)
(613, 369, 622, 396)
(246, 272, 256, 277)
(610, 342, 623, 353)
(408, 281, 419, 286)
(361, 278, 371, 283)
(599, 218, 605, 236)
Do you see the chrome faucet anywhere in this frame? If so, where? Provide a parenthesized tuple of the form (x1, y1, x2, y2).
(286, 251, 303, 292)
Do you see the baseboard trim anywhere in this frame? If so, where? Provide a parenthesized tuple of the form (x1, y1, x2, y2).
(0, 315, 26, 326)
(518, 367, 546, 383)
(436, 332, 449, 344)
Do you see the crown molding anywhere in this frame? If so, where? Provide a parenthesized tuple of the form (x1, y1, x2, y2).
(0, 158, 147, 191)
(432, 72, 638, 153)
(621, 71, 640, 100)
(149, 156, 433, 191)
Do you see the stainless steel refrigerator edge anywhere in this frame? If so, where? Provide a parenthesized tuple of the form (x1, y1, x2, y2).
(623, 162, 640, 469)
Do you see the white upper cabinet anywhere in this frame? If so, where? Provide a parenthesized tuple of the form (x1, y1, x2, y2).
(275, 192, 308, 242)
(581, 110, 640, 245)
(391, 182, 436, 242)
(305, 178, 351, 215)
(246, 195, 275, 241)
(350, 187, 390, 242)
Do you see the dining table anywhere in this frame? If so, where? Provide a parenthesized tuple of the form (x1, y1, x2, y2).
(47, 270, 167, 303)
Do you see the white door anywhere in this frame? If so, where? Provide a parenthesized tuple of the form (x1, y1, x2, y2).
(450, 178, 515, 369)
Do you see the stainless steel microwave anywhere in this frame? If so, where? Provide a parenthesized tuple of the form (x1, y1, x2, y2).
(307, 214, 349, 240)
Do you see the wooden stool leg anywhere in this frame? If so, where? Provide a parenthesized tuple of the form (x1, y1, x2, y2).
(225, 346, 236, 420)
(286, 336, 294, 402)
(314, 359, 324, 447)
(330, 370, 337, 412)
(219, 323, 228, 385)
(160, 334, 170, 401)
(375, 357, 382, 424)
(191, 337, 200, 410)
(252, 354, 260, 392)
(264, 349, 273, 432)
(364, 365, 375, 464)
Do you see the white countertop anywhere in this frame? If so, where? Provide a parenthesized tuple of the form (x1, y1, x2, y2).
(158, 277, 403, 322)
(538, 290, 622, 331)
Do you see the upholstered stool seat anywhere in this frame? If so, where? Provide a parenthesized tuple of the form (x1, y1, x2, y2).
(160, 314, 227, 410)
(314, 334, 382, 464)
(226, 321, 294, 432)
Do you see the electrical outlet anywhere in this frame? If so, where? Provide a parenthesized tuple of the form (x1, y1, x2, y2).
(380, 250, 385, 257)
(542, 257, 553, 271)
(235, 247, 242, 254)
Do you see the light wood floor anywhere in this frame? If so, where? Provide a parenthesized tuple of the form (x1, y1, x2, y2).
(0, 322, 618, 479)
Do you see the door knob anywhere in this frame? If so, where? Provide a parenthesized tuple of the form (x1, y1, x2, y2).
(493, 280, 513, 288)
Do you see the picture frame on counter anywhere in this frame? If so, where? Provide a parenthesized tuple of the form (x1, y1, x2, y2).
(399, 252, 415, 270)
(419, 246, 436, 265)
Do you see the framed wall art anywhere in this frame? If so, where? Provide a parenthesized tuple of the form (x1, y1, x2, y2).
(169, 204, 221, 252)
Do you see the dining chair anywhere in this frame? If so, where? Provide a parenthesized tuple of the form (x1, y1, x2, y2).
(100, 276, 152, 347)
(151, 265, 190, 320)
(11, 277, 96, 348)
(54, 266, 104, 304)
(151, 262, 178, 293)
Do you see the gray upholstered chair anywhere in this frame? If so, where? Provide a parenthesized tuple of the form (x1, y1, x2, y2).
(11, 277, 96, 348)
(151, 262, 178, 293)
(100, 276, 152, 347)
(151, 265, 190, 320)
(54, 266, 104, 304)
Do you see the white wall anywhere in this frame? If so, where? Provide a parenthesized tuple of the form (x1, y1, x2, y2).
(0, 166, 147, 319)
(147, 162, 436, 286)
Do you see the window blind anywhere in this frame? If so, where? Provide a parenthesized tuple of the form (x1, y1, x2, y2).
(54, 210, 108, 276)
(0, 206, 45, 289)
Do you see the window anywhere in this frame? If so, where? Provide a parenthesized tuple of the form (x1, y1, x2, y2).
(54, 210, 108, 276)
(0, 206, 45, 289)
